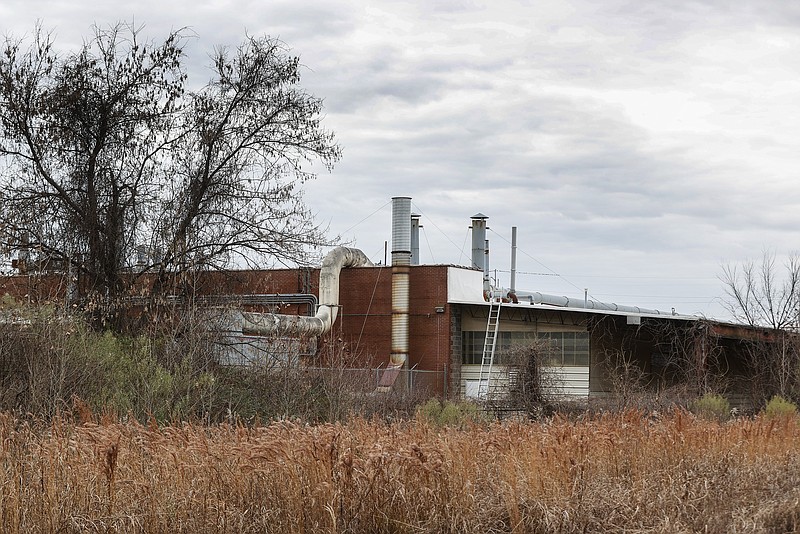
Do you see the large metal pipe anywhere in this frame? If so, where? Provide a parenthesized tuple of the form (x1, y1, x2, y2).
(241, 246, 373, 336)
(484, 238, 490, 292)
(514, 290, 667, 315)
(410, 213, 421, 266)
(390, 196, 411, 368)
(510, 226, 517, 293)
(470, 213, 488, 270)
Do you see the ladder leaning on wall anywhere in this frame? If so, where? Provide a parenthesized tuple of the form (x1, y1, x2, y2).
(477, 296, 502, 401)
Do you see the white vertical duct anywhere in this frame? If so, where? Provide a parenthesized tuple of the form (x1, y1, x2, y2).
(484, 238, 490, 291)
(410, 213, 421, 266)
(470, 213, 488, 270)
(510, 226, 517, 293)
(471, 213, 490, 294)
(241, 246, 373, 336)
(390, 196, 411, 369)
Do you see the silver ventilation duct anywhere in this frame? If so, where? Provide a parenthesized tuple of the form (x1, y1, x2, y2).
(470, 213, 487, 270)
(241, 246, 373, 336)
(390, 196, 411, 369)
(515, 290, 667, 315)
(471, 214, 490, 294)
(510, 226, 517, 293)
(410, 213, 421, 266)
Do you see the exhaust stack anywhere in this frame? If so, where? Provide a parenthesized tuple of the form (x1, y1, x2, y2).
(378, 196, 412, 391)
(510, 226, 517, 293)
(391, 196, 411, 369)
(410, 213, 421, 265)
(471, 213, 490, 294)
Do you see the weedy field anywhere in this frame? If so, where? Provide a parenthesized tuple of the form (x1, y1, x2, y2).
(1, 410, 799, 533)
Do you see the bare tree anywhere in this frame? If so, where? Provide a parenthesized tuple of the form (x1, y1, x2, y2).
(504, 339, 563, 417)
(601, 349, 650, 411)
(152, 35, 340, 294)
(0, 23, 340, 317)
(720, 251, 800, 330)
(720, 251, 800, 404)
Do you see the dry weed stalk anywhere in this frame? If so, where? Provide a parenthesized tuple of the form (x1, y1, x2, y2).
(0, 411, 798, 532)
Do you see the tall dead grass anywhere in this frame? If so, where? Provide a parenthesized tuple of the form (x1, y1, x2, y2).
(1, 410, 800, 533)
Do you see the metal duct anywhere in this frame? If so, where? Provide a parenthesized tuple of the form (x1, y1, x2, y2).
(471, 214, 491, 294)
(510, 226, 517, 293)
(470, 213, 488, 270)
(392, 198, 412, 259)
(241, 246, 373, 336)
(514, 290, 667, 315)
(410, 213, 421, 265)
(484, 238, 490, 292)
(390, 196, 411, 368)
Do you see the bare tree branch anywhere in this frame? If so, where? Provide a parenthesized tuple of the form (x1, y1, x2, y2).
(0, 25, 340, 322)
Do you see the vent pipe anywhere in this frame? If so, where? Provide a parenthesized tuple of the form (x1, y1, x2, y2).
(241, 246, 373, 336)
(410, 213, 421, 265)
(510, 226, 517, 293)
(484, 238, 490, 291)
(514, 290, 667, 315)
(471, 213, 491, 294)
(390, 197, 411, 369)
(470, 213, 488, 270)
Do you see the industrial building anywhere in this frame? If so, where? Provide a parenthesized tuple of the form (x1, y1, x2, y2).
(211, 197, 765, 405)
(1, 196, 773, 406)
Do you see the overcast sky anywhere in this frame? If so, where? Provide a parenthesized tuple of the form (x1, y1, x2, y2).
(3, 0, 800, 321)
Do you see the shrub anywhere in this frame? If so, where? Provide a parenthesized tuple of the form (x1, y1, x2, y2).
(690, 393, 730, 422)
(764, 395, 798, 420)
(416, 398, 487, 427)
(505, 339, 563, 417)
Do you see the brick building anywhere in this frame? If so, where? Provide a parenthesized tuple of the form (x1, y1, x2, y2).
(0, 197, 782, 406)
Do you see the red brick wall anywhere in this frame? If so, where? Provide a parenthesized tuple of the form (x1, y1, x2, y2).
(1, 265, 456, 392)
(328, 266, 452, 375)
(210, 265, 454, 393)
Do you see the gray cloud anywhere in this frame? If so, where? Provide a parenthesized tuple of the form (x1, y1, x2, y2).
(5, 0, 800, 319)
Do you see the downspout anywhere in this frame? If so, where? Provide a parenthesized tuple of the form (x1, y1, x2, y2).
(484, 238, 490, 293)
(241, 246, 373, 336)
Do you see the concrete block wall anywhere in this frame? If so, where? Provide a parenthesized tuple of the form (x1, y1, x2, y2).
(448, 304, 462, 399)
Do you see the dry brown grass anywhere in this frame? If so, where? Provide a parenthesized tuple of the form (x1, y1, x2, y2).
(2, 410, 800, 533)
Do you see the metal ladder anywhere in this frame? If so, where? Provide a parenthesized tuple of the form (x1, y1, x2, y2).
(477, 297, 502, 400)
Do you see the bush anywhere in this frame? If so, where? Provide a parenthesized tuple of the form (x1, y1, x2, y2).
(505, 339, 563, 417)
(416, 398, 487, 427)
(0, 303, 438, 424)
(690, 393, 730, 422)
(764, 395, 798, 420)
(0, 305, 224, 422)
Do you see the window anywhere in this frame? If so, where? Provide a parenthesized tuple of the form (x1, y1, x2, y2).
(461, 330, 590, 367)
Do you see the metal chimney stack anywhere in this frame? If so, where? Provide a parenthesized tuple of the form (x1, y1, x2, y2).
(471, 213, 490, 294)
(510, 226, 517, 293)
(410, 213, 421, 266)
(390, 197, 411, 370)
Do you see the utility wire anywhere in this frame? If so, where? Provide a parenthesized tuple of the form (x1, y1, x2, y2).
(340, 200, 391, 237)
(421, 226, 436, 264)
(488, 228, 721, 308)
(493, 268, 718, 281)
(487, 227, 590, 297)
(411, 203, 471, 261)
